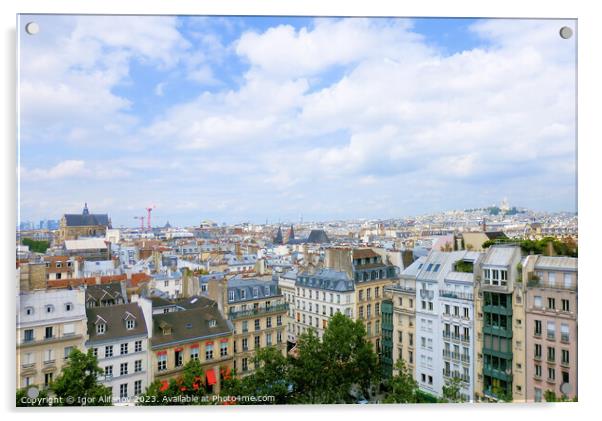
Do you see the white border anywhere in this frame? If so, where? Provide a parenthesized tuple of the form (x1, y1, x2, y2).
(2, 1, 600, 421)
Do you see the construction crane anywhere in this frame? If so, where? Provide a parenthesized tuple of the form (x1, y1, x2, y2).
(145, 205, 156, 231)
(134, 216, 145, 231)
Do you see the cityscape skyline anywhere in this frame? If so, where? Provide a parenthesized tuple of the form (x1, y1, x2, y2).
(18, 16, 576, 227)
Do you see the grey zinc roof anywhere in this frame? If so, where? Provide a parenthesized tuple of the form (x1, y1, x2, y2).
(151, 305, 231, 348)
(306, 229, 330, 243)
(295, 269, 354, 292)
(85, 282, 125, 304)
(400, 256, 427, 278)
(534, 256, 577, 272)
(86, 303, 147, 343)
(444, 271, 474, 284)
(64, 213, 110, 227)
(227, 278, 281, 303)
(482, 246, 518, 267)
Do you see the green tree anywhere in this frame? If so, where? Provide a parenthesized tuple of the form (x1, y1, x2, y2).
(50, 348, 112, 406)
(137, 359, 210, 405)
(21, 238, 50, 253)
(220, 347, 291, 404)
(383, 359, 420, 403)
(441, 377, 465, 403)
(16, 387, 50, 407)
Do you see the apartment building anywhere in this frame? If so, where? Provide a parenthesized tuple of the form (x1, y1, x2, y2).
(474, 245, 524, 402)
(17, 288, 88, 389)
(152, 270, 183, 299)
(294, 268, 355, 339)
(277, 269, 298, 346)
(439, 251, 481, 402)
(415, 251, 465, 397)
(352, 249, 400, 352)
(42, 256, 81, 281)
(387, 256, 424, 377)
(523, 255, 578, 401)
(86, 303, 149, 403)
(206, 277, 287, 376)
(148, 296, 233, 394)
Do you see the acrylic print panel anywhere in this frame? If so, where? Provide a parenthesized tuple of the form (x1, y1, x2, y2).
(16, 14, 577, 406)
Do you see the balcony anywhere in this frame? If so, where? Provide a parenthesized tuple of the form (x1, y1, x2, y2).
(442, 332, 461, 342)
(439, 290, 473, 301)
(442, 369, 470, 383)
(483, 325, 513, 338)
(483, 365, 512, 382)
(483, 304, 513, 316)
(460, 354, 470, 363)
(228, 303, 288, 320)
(560, 334, 570, 344)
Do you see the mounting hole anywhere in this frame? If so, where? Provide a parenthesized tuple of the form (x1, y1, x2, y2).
(559, 26, 573, 39)
(25, 22, 39, 35)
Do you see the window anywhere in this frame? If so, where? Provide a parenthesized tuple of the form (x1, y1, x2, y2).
(277, 315, 282, 326)
(548, 367, 556, 381)
(92, 347, 98, 358)
(65, 303, 73, 312)
(105, 345, 113, 358)
(135, 360, 142, 372)
(563, 273, 572, 288)
(535, 388, 542, 402)
(120, 362, 128, 376)
(535, 364, 542, 378)
(134, 380, 142, 395)
(534, 344, 542, 359)
(135, 340, 142, 352)
(205, 344, 214, 360)
(428, 302, 433, 311)
(463, 307, 469, 319)
(191, 347, 199, 360)
(561, 324, 570, 342)
(63, 323, 75, 336)
(220, 342, 228, 357)
(534, 296, 542, 308)
(548, 272, 556, 287)
(97, 323, 106, 335)
(562, 349, 569, 364)
(562, 299, 570, 312)
(547, 346, 556, 362)
(254, 336, 260, 349)
(121, 343, 129, 355)
(45, 326, 53, 339)
(548, 297, 556, 310)
(64, 346, 73, 359)
(240, 289, 246, 299)
(126, 319, 135, 330)
(157, 354, 166, 371)
(454, 306, 460, 317)
(228, 290, 235, 301)
(266, 317, 272, 328)
(242, 338, 248, 351)
(547, 321, 555, 340)
(266, 333, 272, 346)
(44, 372, 53, 387)
(105, 365, 113, 378)
(25, 306, 34, 316)
(120, 383, 128, 399)
(375, 303, 380, 316)
(534, 320, 542, 336)
(24, 329, 34, 342)
(242, 358, 248, 372)
(255, 319, 260, 331)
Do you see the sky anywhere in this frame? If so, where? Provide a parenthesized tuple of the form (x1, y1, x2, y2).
(17, 15, 577, 227)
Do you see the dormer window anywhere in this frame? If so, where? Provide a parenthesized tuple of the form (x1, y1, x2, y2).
(126, 319, 135, 330)
(56, 262, 62, 268)
(228, 290, 235, 301)
(65, 303, 73, 312)
(97, 323, 106, 334)
(25, 306, 34, 316)
(253, 287, 259, 298)
(45, 305, 54, 314)
(240, 290, 246, 299)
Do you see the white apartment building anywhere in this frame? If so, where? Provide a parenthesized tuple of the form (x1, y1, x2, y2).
(294, 269, 355, 339)
(17, 288, 88, 389)
(439, 251, 482, 402)
(415, 251, 466, 397)
(151, 270, 183, 299)
(86, 303, 150, 405)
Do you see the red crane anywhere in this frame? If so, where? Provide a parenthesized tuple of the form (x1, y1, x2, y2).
(133, 216, 145, 231)
(145, 205, 155, 231)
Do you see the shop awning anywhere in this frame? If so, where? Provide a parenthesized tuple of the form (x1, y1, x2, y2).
(206, 369, 217, 386)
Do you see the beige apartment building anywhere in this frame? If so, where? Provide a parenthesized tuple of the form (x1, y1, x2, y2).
(16, 288, 88, 389)
(207, 277, 288, 376)
(386, 256, 424, 376)
(523, 256, 578, 402)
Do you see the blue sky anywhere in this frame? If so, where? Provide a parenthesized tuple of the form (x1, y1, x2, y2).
(18, 16, 576, 227)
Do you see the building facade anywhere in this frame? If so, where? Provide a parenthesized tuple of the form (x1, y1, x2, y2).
(86, 303, 150, 404)
(17, 288, 88, 389)
(59, 203, 111, 243)
(523, 255, 578, 401)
